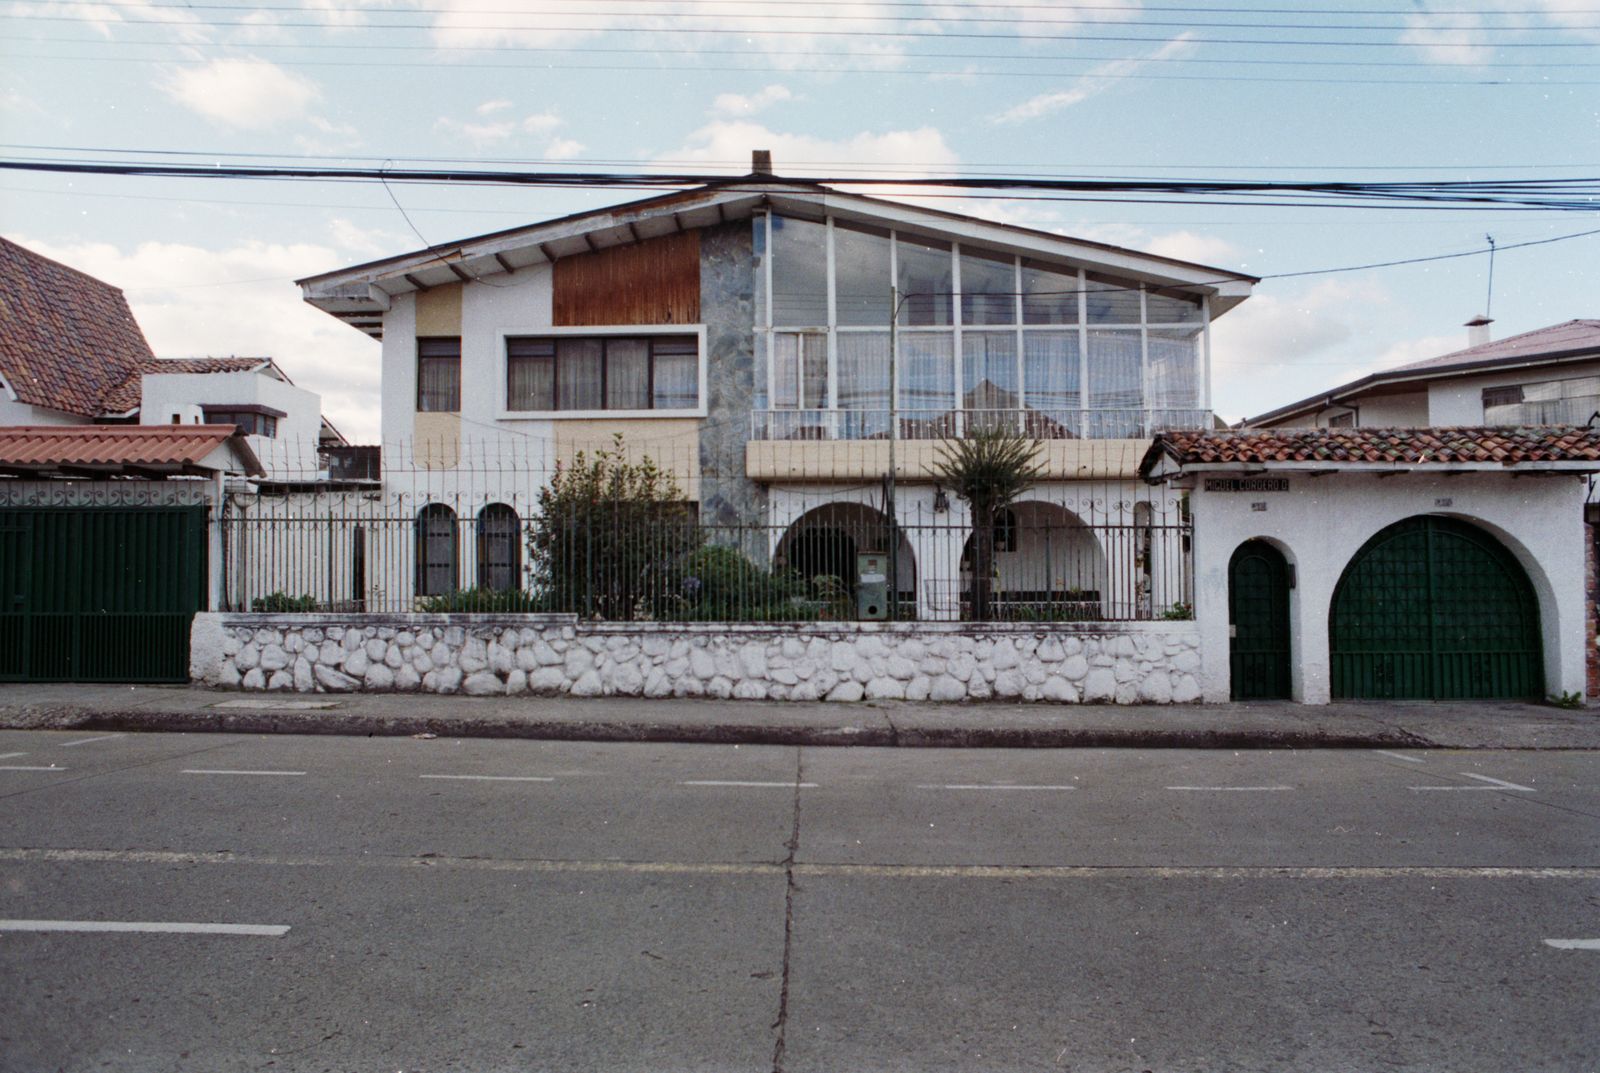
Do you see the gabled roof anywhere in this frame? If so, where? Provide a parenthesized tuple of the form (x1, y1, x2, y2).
(1241, 320, 1600, 428)
(0, 424, 265, 478)
(0, 236, 159, 418)
(1141, 426, 1600, 480)
(100, 356, 276, 415)
(299, 178, 1258, 339)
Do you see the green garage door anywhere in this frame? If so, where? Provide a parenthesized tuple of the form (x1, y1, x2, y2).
(1330, 516, 1542, 700)
(0, 506, 207, 683)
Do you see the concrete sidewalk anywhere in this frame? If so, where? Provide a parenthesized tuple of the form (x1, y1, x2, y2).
(0, 683, 1595, 749)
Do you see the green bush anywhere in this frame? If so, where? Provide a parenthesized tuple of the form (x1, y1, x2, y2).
(1159, 602, 1195, 621)
(251, 592, 317, 613)
(673, 544, 814, 621)
(527, 435, 701, 621)
(416, 587, 545, 613)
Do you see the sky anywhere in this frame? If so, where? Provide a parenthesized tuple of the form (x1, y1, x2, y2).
(1, 0, 1597, 442)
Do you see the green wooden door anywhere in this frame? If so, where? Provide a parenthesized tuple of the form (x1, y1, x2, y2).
(1330, 516, 1542, 699)
(0, 506, 207, 683)
(1229, 540, 1292, 700)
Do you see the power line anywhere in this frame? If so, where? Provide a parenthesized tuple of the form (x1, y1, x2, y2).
(17, 33, 1598, 69)
(21, 1, 1600, 33)
(6, 12, 1597, 46)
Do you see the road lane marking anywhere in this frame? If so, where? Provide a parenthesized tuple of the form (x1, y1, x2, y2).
(0, 766, 66, 772)
(420, 774, 554, 782)
(1410, 773, 1535, 792)
(0, 752, 28, 760)
(181, 769, 306, 777)
(59, 735, 125, 747)
(2, 848, 1597, 881)
(0, 919, 288, 937)
(1373, 750, 1425, 764)
(916, 784, 1078, 791)
(1167, 785, 1293, 792)
(678, 780, 818, 788)
(1544, 938, 1600, 950)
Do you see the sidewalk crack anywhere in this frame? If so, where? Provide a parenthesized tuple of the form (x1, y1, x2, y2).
(770, 747, 804, 1073)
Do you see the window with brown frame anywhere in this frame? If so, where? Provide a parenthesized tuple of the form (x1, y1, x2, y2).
(506, 334, 698, 411)
(417, 337, 462, 412)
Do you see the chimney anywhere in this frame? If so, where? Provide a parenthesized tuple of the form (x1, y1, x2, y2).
(1465, 313, 1493, 348)
(751, 149, 773, 176)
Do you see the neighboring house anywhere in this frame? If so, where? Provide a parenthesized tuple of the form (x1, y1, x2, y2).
(299, 158, 1257, 616)
(1239, 318, 1600, 432)
(0, 236, 352, 485)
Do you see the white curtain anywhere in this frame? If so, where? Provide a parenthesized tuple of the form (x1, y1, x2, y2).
(1023, 330, 1079, 412)
(605, 338, 649, 410)
(557, 338, 603, 411)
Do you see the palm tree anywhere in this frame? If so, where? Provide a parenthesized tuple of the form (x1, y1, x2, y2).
(934, 423, 1045, 622)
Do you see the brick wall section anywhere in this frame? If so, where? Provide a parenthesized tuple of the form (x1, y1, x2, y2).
(1587, 522, 1598, 699)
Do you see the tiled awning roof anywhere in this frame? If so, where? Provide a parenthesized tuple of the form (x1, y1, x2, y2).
(1141, 427, 1600, 479)
(0, 425, 264, 478)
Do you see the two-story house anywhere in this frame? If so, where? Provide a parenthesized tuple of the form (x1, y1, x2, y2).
(299, 160, 1257, 617)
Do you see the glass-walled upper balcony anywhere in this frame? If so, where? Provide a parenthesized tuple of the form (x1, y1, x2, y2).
(751, 212, 1212, 441)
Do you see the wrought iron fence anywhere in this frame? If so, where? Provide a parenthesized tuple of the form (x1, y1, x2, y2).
(220, 495, 1192, 623)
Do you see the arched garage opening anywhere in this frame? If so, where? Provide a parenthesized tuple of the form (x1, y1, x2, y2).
(1330, 515, 1542, 699)
(775, 502, 916, 617)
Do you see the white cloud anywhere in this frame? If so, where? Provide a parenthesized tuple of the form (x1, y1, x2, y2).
(1400, 11, 1495, 65)
(13, 236, 382, 441)
(1529, 0, 1600, 41)
(521, 112, 563, 134)
(710, 84, 793, 117)
(13, 0, 211, 43)
(435, 105, 567, 148)
(160, 58, 320, 129)
(660, 119, 958, 176)
(1143, 231, 1244, 268)
(994, 33, 1196, 124)
(328, 218, 406, 259)
(544, 137, 585, 160)
(477, 99, 514, 115)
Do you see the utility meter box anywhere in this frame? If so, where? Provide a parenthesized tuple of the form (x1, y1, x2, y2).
(856, 551, 889, 621)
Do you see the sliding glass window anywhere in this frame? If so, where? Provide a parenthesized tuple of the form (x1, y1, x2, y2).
(506, 334, 700, 412)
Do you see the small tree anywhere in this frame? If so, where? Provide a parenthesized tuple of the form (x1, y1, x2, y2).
(934, 424, 1045, 622)
(527, 435, 700, 620)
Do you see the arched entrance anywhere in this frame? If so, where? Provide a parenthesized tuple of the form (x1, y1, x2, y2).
(775, 502, 916, 618)
(1330, 516, 1542, 699)
(1229, 540, 1292, 700)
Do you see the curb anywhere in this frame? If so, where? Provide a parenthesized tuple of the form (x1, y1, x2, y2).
(0, 705, 1444, 750)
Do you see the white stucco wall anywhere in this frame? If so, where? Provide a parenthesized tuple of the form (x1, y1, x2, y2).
(0, 393, 87, 426)
(1426, 358, 1600, 426)
(1189, 470, 1588, 704)
(141, 370, 325, 480)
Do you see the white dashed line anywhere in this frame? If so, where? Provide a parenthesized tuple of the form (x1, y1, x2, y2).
(59, 734, 125, 747)
(1410, 773, 1535, 792)
(181, 769, 306, 777)
(1543, 938, 1600, 951)
(678, 780, 817, 788)
(419, 774, 555, 782)
(916, 784, 1078, 791)
(1373, 750, 1425, 764)
(0, 752, 29, 760)
(0, 765, 65, 772)
(1166, 785, 1294, 792)
(0, 919, 289, 937)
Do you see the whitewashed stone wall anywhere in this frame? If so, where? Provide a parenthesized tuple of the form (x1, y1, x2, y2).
(191, 614, 1202, 703)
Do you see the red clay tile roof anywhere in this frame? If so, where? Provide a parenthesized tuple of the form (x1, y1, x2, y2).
(0, 425, 264, 475)
(99, 356, 271, 414)
(1142, 427, 1600, 476)
(0, 237, 159, 418)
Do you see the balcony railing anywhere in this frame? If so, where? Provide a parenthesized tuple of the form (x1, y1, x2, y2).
(751, 408, 1212, 441)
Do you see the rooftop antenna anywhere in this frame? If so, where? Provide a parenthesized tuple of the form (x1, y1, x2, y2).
(1484, 233, 1496, 318)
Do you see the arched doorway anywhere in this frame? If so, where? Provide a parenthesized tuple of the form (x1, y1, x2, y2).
(1229, 540, 1292, 700)
(775, 502, 916, 617)
(1330, 516, 1542, 699)
(959, 501, 1105, 621)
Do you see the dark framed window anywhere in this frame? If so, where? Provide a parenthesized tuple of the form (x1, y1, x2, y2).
(1482, 385, 1524, 408)
(203, 408, 280, 437)
(415, 503, 457, 597)
(1326, 411, 1356, 428)
(506, 334, 700, 412)
(418, 337, 462, 412)
(476, 503, 522, 592)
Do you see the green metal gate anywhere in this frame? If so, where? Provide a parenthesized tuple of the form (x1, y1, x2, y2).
(1330, 516, 1542, 700)
(0, 506, 207, 683)
(1229, 539, 1292, 700)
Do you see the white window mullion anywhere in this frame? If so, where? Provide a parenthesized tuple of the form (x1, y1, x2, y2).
(1013, 256, 1024, 412)
(951, 241, 963, 425)
(825, 215, 838, 411)
(1201, 294, 1212, 413)
(763, 211, 775, 420)
(1077, 268, 1088, 435)
(888, 229, 899, 415)
(1139, 284, 1151, 436)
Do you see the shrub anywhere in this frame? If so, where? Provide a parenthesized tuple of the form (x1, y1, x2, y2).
(527, 436, 701, 621)
(1160, 602, 1195, 621)
(416, 587, 545, 613)
(673, 544, 813, 621)
(251, 592, 317, 613)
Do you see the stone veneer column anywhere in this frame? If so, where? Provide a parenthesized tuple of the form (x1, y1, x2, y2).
(697, 221, 767, 550)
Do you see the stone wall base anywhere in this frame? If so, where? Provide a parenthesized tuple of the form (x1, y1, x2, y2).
(192, 614, 1204, 704)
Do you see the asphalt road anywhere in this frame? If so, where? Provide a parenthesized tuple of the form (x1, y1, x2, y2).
(0, 730, 1596, 1072)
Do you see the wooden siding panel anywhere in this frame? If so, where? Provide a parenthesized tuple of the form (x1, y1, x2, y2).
(553, 231, 701, 326)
